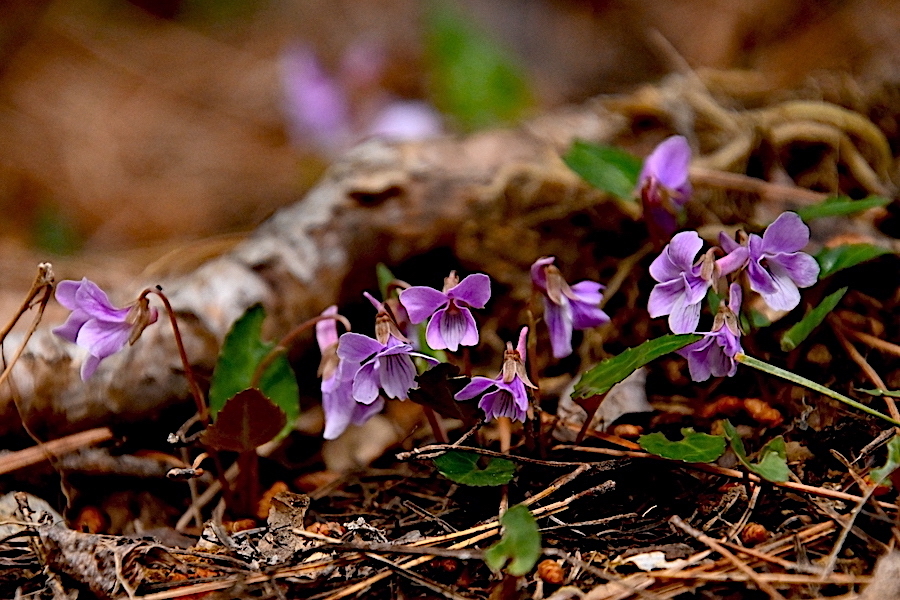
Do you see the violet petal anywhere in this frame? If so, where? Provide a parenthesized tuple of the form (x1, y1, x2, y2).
(378, 353, 416, 400)
(455, 376, 496, 401)
(762, 212, 809, 255)
(76, 319, 132, 360)
(338, 333, 385, 363)
(446, 273, 491, 308)
(530, 256, 555, 291)
(769, 252, 820, 288)
(399, 286, 448, 323)
(351, 362, 381, 405)
(316, 305, 339, 351)
(544, 296, 574, 359)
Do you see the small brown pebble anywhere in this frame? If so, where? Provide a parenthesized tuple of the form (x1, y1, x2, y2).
(256, 481, 290, 520)
(307, 521, 346, 538)
(610, 424, 643, 438)
(227, 518, 257, 533)
(698, 396, 743, 419)
(432, 557, 460, 574)
(73, 506, 107, 533)
(744, 398, 783, 428)
(740, 523, 769, 546)
(537, 559, 564, 584)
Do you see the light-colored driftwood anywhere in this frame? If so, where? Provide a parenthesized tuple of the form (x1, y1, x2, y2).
(0, 102, 627, 439)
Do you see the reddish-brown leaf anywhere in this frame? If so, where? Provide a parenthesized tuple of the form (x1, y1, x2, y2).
(201, 388, 286, 452)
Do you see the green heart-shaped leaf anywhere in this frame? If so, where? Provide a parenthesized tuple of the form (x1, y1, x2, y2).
(639, 428, 726, 463)
(208, 304, 299, 437)
(433, 451, 515, 486)
(484, 504, 542, 576)
(721, 420, 790, 483)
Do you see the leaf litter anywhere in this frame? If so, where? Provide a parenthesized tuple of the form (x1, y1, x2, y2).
(4, 71, 900, 600)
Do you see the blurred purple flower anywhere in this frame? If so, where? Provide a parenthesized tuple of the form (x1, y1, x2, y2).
(678, 283, 743, 382)
(637, 136, 692, 236)
(280, 45, 351, 152)
(366, 101, 443, 141)
(454, 328, 535, 422)
(316, 306, 383, 440)
(399, 272, 491, 352)
(747, 212, 819, 311)
(280, 44, 442, 154)
(531, 257, 609, 359)
(53, 278, 157, 380)
(647, 231, 711, 334)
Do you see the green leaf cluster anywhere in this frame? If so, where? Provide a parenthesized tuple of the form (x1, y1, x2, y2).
(208, 304, 299, 438)
(562, 140, 643, 200)
(433, 451, 516, 486)
(639, 428, 726, 463)
(426, 2, 532, 130)
(484, 504, 542, 576)
(721, 420, 790, 483)
(780, 287, 847, 351)
(573, 334, 701, 399)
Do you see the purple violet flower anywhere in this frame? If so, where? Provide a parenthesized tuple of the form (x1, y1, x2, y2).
(637, 135, 692, 236)
(746, 212, 820, 311)
(399, 272, 491, 352)
(455, 328, 536, 422)
(531, 257, 609, 359)
(53, 278, 158, 380)
(337, 302, 437, 404)
(316, 306, 383, 440)
(647, 231, 711, 334)
(678, 284, 744, 382)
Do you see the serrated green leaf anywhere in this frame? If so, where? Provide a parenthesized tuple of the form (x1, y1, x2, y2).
(208, 304, 299, 437)
(573, 334, 701, 399)
(780, 287, 847, 351)
(638, 428, 726, 463)
(816, 244, 892, 278)
(426, 1, 532, 130)
(563, 140, 643, 200)
(433, 451, 516, 486)
(795, 195, 890, 221)
(870, 436, 900, 485)
(721, 420, 790, 483)
(484, 504, 542, 576)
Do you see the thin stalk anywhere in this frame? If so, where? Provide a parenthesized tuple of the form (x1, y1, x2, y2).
(423, 406, 449, 444)
(735, 353, 900, 426)
(250, 313, 351, 388)
(0, 263, 54, 446)
(147, 288, 208, 424)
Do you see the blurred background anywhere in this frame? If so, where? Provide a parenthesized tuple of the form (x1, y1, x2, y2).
(0, 0, 898, 262)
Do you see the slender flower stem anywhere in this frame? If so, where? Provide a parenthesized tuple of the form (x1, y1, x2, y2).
(146, 288, 208, 424)
(735, 353, 900, 426)
(423, 406, 449, 444)
(250, 313, 352, 388)
(1, 265, 54, 444)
